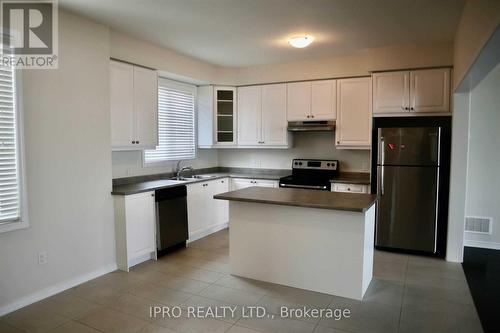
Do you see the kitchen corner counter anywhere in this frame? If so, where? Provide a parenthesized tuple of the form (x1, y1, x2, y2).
(111, 169, 290, 195)
(214, 187, 377, 213)
(330, 172, 371, 185)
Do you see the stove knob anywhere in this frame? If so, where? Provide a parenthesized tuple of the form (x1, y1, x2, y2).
(299, 162, 303, 166)
(327, 163, 331, 167)
(294, 162, 298, 166)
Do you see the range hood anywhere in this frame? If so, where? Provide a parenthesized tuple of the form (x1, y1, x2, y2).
(287, 120, 335, 132)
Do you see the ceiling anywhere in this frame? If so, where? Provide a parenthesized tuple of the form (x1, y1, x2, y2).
(60, 0, 465, 68)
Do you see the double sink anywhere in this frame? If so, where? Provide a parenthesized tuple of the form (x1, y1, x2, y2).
(169, 174, 219, 183)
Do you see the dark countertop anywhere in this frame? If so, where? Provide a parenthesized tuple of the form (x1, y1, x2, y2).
(214, 187, 377, 213)
(112, 170, 290, 195)
(330, 172, 371, 185)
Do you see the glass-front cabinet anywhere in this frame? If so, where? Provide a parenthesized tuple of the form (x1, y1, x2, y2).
(215, 87, 236, 144)
(197, 85, 237, 148)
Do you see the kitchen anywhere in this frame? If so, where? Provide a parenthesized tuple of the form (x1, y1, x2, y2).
(0, 1, 499, 333)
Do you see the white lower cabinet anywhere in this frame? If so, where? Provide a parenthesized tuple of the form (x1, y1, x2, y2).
(331, 183, 370, 194)
(187, 178, 229, 242)
(231, 178, 278, 190)
(114, 191, 156, 271)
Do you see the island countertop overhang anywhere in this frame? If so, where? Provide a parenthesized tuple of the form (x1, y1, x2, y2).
(214, 187, 377, 213)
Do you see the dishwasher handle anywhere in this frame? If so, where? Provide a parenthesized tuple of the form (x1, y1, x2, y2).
(155, 185, 187, 201)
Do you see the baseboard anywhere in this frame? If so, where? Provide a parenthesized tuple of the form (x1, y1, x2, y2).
(187, 223, 228, 243)
(0, 262, 118, 316)
(464, 240, 500, 250)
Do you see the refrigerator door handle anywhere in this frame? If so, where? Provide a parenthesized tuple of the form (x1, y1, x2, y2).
(377, 166, 385, 196)
(381, 166, 385, 196)
(380, 136, 385, 166)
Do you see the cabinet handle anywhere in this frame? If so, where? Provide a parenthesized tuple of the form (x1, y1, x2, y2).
(311, 115, 314, 118)
(337, 141, 340, 144)
(136, 140, 140, 144)
(132, 141, 136, 144)
(405, 107, 409, 111)
(306, 115, 310, 119)
(151, 193, 155, 197)
(410, 107, 414, 111)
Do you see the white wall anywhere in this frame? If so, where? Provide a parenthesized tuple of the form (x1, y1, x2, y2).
(464, 62, 500, 248)
(235, 42, 453, 85)
(110, 31, 236, 86)
(0, 12, 116, 314)
(112, 149, 218, 179)
(218, 132, 370, 172)
(453, 0, 500, 89)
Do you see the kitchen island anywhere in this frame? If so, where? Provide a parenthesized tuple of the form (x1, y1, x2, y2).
(214, 187, 377, 300)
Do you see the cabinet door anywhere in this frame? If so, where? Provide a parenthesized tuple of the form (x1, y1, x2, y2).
(262, 84, 288, 146)
(286, 82, 311, 121)
(373, 71, 409, 114)
(410, 68, 450, 113)
(110, 61, 135, 149)
(197, 85, 215, 147)
(125, 192, 155, 260)
(311, 80, 336, 120)
(209, 178, 229, 227)
(335, 77, 372, 148)
(254, 179, 278, 188)
(231, 178, 255, 190)
(237, 86, 262, 146)
(133, 66, 158, 149)
(215, 87, 236, 145)
(187, 182, 207, 236)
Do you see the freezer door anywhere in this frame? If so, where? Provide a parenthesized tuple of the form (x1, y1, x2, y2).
(378, 127, 440, 166)
(376, 165, 438, 253)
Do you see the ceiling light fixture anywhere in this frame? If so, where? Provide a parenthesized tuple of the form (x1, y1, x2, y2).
(288, 35, 314, 48)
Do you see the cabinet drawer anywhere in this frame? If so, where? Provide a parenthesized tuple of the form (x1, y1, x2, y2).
(331, 183, 368, 194)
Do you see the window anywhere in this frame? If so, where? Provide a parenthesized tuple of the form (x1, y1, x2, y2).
(0, 64, 27, 233)
(144, 78, 196, 164)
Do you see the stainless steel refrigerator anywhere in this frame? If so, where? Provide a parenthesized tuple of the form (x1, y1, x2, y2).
(376, 127, 441, 253)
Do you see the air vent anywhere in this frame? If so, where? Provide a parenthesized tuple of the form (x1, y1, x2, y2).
(465, 216, 492, 234)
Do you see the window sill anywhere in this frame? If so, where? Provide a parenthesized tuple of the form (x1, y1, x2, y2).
(0, 220, 29, 234)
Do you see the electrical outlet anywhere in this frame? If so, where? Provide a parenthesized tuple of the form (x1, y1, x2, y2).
(38, 251, 48, 265)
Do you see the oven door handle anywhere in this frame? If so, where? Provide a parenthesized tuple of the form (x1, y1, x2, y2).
(280, 183, 328, 190)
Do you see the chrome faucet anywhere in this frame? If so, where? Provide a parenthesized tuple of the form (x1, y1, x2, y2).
(176, 161, 193, 179)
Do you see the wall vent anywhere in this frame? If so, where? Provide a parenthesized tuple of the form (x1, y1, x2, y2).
(465, 216, 492, 234)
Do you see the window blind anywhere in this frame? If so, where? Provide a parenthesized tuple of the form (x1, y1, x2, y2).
(144, 78, 196, 163)
(0, 64, 20, 223)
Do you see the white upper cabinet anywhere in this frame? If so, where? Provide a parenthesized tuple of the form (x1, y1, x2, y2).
(373, 68, 451, 115)
(261, 84, 288, 146)
(110, 60, 158, 150)
(110, 61, 134, 148)
(197, 86, 237, 148)
(311, 80, 337, 120)
(335, 77, 372, 149)
(133, 66, 158, 149)
(410, 68, 450, 113)
(286, 82, 311, 121)
(373, 71, 409, 114)
(237, 84, 289, 148)
(237, 86, 261, 146)
(287, 80, 336, 121)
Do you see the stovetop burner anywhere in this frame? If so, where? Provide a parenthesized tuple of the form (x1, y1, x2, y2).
(279, 159, 339, 191)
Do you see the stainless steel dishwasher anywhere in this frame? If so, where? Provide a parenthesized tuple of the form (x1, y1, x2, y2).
(155, 185, 188, 257)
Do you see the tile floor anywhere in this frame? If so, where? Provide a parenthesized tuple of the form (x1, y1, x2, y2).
(0, 229, 483, 333)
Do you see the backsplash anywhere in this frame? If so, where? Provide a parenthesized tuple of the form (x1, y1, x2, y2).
(112, 132, 371, 179)
(217, 132, 371, 172)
